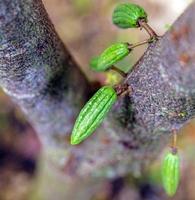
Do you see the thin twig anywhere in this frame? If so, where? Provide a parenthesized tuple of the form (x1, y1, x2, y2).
(128, 39, 150, 50)
(171, 129, 178, 154)
(138, 19, 159, 40)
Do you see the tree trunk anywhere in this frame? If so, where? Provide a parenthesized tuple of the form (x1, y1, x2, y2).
(0, 0, 195, 199)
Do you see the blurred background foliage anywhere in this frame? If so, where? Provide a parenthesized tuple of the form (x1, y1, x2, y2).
(0, 0, 195, 199)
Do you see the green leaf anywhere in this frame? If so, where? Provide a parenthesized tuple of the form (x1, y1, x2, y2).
(94, 43, 130, 72)
(112, 3, 147, 29)
(71, 86, 117, 145)
(162, 152, 180, 196)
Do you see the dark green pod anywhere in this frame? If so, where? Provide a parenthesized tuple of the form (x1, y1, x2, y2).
(71, 86, 117, 145)
(162, 152, 180, 196)
(95, 43, 130, 71)
(112, 3, 147, 29)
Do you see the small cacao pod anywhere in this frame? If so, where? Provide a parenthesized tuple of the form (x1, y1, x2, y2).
(71, 86, 117, 145)
(112, 3, 147, 29)
(162, 151, 180, 196)
(95, 43, 130, 71)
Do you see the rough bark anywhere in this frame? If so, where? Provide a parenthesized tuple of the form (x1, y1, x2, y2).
(0, 0, 89, 147)
(0, 0, 195, 181)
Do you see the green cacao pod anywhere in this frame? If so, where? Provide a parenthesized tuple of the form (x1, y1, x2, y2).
(95, 43, 130, 71)
(112, 3, 147, 29)
(71, 86, 117, 145)
(162, 152, 180, 196)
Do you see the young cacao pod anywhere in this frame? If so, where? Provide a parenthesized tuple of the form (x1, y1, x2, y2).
(71, 86, 117, 145)
(162, 151, 180, 196)
(112, 3, 147, 29)
(94, 43, 130, 71)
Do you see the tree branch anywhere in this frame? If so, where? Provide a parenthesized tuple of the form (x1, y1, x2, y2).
(57, 2, 195, 178)
(0, 0, 89, 147)
(0, 0, 195, 180)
